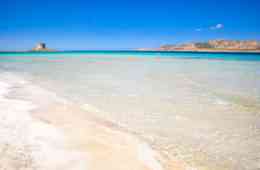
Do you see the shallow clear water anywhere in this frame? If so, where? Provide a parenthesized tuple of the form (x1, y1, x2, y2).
(1, 51, 260, 169)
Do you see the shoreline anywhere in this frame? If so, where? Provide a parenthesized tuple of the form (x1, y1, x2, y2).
(34, 103, 165, 170)
(0, 72, 170, 170)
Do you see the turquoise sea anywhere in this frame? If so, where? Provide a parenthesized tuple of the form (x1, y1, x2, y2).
(1, 51, 260, 170)
(1, 50, 260, 61)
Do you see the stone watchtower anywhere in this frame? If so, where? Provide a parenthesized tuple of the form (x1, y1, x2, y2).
(35, 43, 46, 50)
(31, 42, 54, 51)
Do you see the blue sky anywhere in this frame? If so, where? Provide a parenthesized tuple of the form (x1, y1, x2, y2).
(1, 0, 260, 50)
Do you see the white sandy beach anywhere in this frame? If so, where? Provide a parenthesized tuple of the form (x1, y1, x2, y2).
(1, 55, 260, 170)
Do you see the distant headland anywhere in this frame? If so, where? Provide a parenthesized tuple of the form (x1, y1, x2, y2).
(138, 40, 260, 53)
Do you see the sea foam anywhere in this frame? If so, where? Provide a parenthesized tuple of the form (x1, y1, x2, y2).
(0, 72, 88, 170)
(138, 142, 163, 170)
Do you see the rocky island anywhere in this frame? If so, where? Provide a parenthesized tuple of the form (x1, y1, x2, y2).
(31, 43, 55, 52)
(139, 40, 260, 52)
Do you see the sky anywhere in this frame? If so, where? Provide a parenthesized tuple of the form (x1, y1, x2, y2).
(1, 0, 260, 50)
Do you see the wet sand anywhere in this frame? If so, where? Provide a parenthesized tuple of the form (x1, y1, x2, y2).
(33, 103, 164, 170)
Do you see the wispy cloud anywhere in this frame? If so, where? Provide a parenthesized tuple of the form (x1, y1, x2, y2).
(195, 24, 224, 32)
(210, 24, 224, 30)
